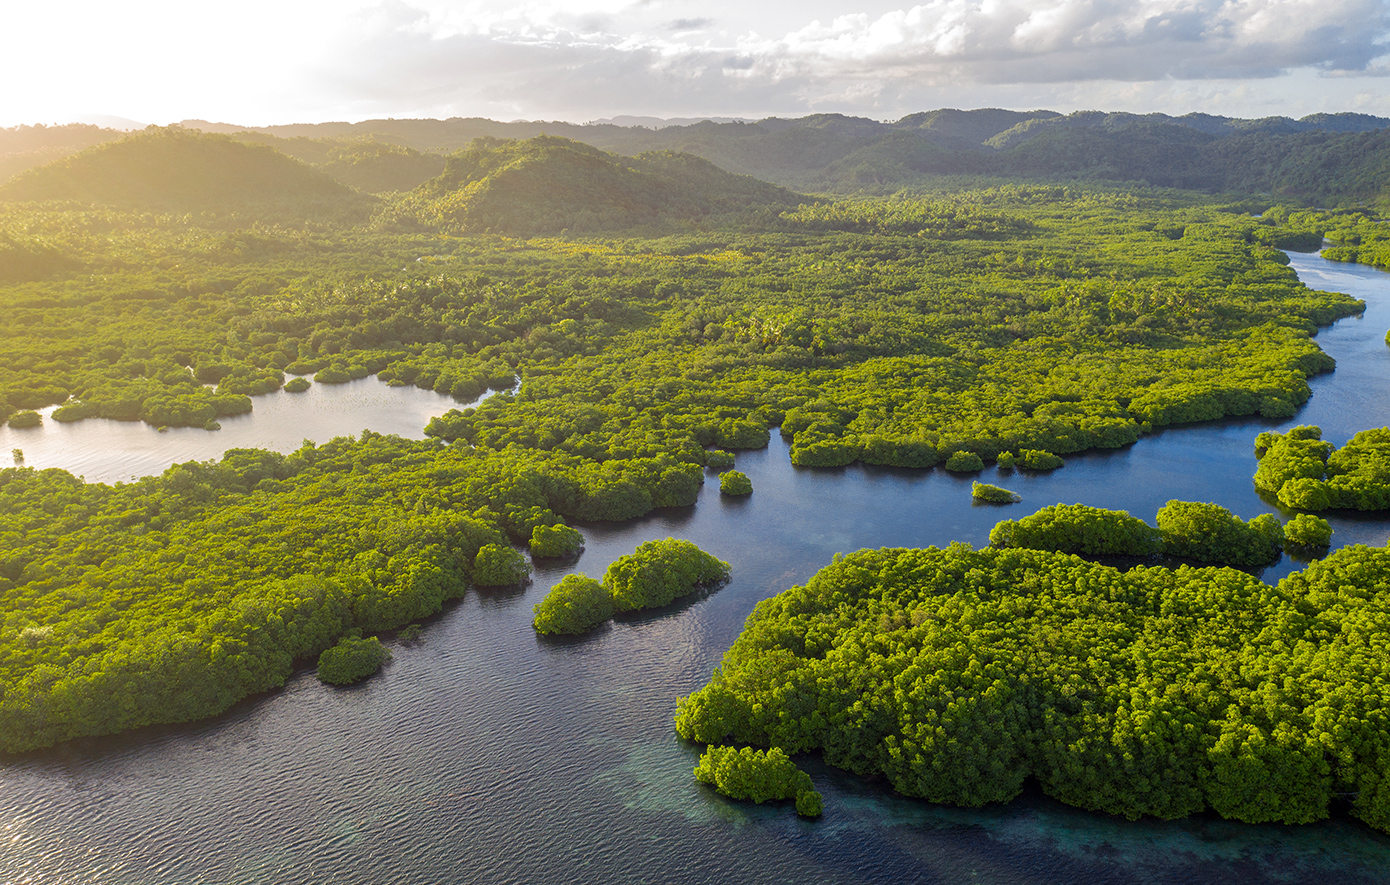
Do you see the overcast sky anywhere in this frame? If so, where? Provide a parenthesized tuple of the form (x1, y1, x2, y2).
(5, 0, 1390, 127)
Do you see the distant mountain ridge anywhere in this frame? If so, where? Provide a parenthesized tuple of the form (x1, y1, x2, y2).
(177, 109, 1390, 203)
(180, 108, 1390, 153)
(7, 107, 1390, 206)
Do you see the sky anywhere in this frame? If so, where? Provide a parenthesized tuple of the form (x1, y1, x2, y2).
(4, 0, 1390, 127)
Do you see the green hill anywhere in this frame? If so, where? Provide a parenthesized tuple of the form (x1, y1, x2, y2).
(176, 110, 1390, 206)
(0, 127, 368, 217)
(403, 135, 800, 234)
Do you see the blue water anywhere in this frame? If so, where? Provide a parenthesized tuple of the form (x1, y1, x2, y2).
(2, 251, 1389, 884)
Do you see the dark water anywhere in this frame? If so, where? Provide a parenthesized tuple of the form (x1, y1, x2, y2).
(4, 252, 1390, 884)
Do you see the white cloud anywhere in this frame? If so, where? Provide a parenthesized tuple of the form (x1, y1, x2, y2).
(3, 1, 1389, 125)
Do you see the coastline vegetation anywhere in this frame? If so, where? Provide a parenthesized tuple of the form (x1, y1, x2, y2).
(971, 482, 1019, 503)
(532, 538, 730, 635)
(0, 127, 1380, 759)
(674, 542, 1390, 833)
(991, 500, 1284, 566)
(317, 635, 391, 685)
(719, 471, 752, 495)
(1255, 425, 1390, 511)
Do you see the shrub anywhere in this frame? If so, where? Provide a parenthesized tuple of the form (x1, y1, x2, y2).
(795, 790, 824, 818)
(7, 410, 41, 428)
(693, 745, 814, 805)
(1156, 501, 1284, 566)
(705, 449, 735, 470)
(530, 523, 584, 558)
(720, 471, 753, 496)
(717, 418, 770, 449)
(1285, 514, 1333, 548)
(1019, 449, 1064, 470)
(314, 364, 351, 384)
(284, 377, 311, 393)
(996, 451, 1017, 469)
(532, 574, 613, 634)
(989, 504, 1162, 556)
(317, 636, 390, 685)
(473, 543, 531, 586)
(944, 451, 984, 472)
(790, 436, 860, 467)
(972, 482, 1019, 503)
(604, 538, 730, 612)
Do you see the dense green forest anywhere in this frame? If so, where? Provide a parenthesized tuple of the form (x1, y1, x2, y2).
(675, 543, 1390, 833)
(990, 501, 1287, 566)
(0, 124, 1387, 770)
(1254, 425, 1390, 511)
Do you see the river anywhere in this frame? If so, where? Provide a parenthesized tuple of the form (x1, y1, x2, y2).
(1, 251, 1388, 884)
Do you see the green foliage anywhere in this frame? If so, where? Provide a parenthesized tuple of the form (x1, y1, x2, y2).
(944, 451, 984, 472)
(1255, 426, 1390, 511)
(1156, 500, 1284, 566)
(1019, 449, 1063, 470)
(1285, 514, 1333, 549)
(316, 635, 390, 685)
(473, 543, 531, 587)
(990, 503, 1163, 556)
(794, 788, 824, 818)
(530, 523, 584, 558)
(720, 471, 753, 496)
(705, 449, 735, 470)
(0, 132, 1380, 753)
(394, 136, 797, 235)
(995, 451, 1017, 469)
(284, 377, 311, 393)
(676, 543, 1390, 831)
(781, 198, 1031, 238)
(603, 538, 731, 612)
(971, 482, 1019, 503)
(0, 428, 776, 751)
(7, 409, 40, 428)
(693, 745, 815, 806)
(532, 574, 613, 635)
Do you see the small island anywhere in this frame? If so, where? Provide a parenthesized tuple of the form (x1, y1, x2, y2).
(532, 538, 730, 635)
(719, 471, 752, 496)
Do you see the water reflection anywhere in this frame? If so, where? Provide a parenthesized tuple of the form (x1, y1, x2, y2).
(0, 375, 468, 484)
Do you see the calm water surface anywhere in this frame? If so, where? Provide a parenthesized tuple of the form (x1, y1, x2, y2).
(0, 375, 469, 484)
(3, 252, 1390, 884)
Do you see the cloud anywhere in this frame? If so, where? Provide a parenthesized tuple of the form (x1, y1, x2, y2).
(303, 0, 1390, 120)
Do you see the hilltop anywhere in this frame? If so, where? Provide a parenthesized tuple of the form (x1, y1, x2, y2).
(11, 107, 1390, 210)
(398, 135, 800, 234)
(0, 127, 369, 218)
(182, 109, 1390, 204)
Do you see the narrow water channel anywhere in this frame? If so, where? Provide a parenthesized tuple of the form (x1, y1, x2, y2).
(2, 251, 1389, 885)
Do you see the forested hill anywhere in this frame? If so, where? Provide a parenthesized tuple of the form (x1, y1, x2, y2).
(0, 127, 369, 219)
(176, 109, 1390, 205)
(11, 110, 1390, 204)
(393, 136, 800, 234)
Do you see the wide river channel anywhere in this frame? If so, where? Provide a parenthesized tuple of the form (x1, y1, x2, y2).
(2, 251, 1390, 884)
